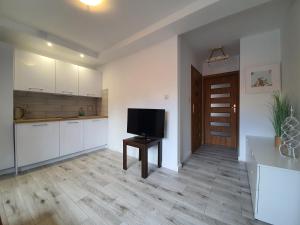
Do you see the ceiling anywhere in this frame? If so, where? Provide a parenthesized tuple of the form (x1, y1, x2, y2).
(182, 0, 292, 61)
(0, 0, 276, 67)
(0, 0, 196, 51)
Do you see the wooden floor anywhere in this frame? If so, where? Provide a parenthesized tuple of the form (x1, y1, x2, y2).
(0, 146, 268, 225)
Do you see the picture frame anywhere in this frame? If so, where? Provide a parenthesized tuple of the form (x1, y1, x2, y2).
(245, 64, 281, 94)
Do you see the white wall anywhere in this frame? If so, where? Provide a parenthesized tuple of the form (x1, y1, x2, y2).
(102, 37, 180, 171)
(281, 0, 300, 118)
(239, 30, 281, 161)
(0, 42, 14, 171)
(202, 55, 240, 76)
(178, 37, 201, 163)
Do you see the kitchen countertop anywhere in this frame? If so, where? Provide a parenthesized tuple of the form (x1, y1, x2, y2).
(14, 115, 108, 124)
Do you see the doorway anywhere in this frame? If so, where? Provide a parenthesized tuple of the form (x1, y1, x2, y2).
(203, 71, 239, 149)
(191, 65, 202, 153)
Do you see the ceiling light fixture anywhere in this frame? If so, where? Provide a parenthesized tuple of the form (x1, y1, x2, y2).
(80, 0, 102, 7)
(206, 47, 229, 63)
(80, 54, 85, 58)
(47, 42, 53, 47)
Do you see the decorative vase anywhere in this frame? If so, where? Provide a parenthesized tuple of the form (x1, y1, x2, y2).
(275, 136, 281, 148)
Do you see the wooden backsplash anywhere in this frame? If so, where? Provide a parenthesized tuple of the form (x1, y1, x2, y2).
(14, 90, 108, 119)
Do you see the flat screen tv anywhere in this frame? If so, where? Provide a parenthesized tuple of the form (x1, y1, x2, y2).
(127, 108, 165, 138)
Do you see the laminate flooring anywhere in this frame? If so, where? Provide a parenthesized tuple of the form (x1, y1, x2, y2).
(0, 145, 268, 225)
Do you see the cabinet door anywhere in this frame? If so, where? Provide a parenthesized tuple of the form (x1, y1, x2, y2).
(78, 66, 102, 97)
(60, 120, 83, 156)
(16, 122, 59, 167)
(83, 119, 107, 149)
(14, 50, 55, 93)
(257, 166, 300, 225)
(56, 61, 79, 95)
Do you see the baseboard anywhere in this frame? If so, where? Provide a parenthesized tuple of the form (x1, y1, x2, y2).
(0, 167, 15, 176)
(180, 152, 192, 168)
(16, 145, 107, 174)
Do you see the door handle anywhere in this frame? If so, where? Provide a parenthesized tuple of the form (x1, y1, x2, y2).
(232, 104, 236, 113)
(193, 104, 195, 113)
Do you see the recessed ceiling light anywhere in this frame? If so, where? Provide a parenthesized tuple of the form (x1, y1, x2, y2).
(80, 0, 102, 6)
(47, 42, 52, 47)
(80, 54, 85, 58)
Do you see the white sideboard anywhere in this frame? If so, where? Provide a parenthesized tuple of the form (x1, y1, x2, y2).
(15, 118, 108, 170)
(246, 136, 300, 225)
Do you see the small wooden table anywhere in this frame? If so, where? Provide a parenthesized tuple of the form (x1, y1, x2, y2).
(123, 137, 162, 178)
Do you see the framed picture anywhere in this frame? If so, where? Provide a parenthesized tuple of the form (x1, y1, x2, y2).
(245, 64, 281, 94)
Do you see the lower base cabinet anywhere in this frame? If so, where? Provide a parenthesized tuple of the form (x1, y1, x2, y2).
(15, 118, 107, 168)
(60, 120, 84, 156)
(16, 122, 60, 167)
(83, 119, 107, 150)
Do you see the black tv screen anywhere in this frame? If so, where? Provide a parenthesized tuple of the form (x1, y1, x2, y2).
(127, 108, 165, 138)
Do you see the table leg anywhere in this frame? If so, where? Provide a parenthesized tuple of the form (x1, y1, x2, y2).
(139, 148, 141, 161)
(141, 147, 148, 178)
(123, 143, 127, 170)
(158, 141, 162, 168)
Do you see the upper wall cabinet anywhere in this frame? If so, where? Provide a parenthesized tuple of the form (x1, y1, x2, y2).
(55, 61, 78, 96)
(78, 66, 102, 98)
(14, 50, 55, 93)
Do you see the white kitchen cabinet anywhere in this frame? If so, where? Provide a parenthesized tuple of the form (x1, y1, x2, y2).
(14, 50, 55, 93)
(78, 66, 102, 97)
(83, 119, 107, 149)
(60, 120, 83, 156)
(16, 122, 60, 167)
(55, 61, 79, 95)
(246, 136, 300, 225)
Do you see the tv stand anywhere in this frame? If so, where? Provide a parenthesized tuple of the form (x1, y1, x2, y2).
(134, 136, 151, 141)
(123, 136, 162, 178)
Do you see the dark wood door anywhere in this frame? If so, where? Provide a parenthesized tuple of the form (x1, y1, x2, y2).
(203, 72, 239, 148)
(191, 65, 202, 152)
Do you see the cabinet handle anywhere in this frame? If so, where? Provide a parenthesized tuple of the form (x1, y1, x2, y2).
(32, 124, 48, 127)
(29, 88, 44, 91)
(68, 121, 80, 124)
(62, 91, 73, 95)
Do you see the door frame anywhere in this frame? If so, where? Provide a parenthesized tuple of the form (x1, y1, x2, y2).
(202, 71, 240, 149)
(191, 65, 203, 153)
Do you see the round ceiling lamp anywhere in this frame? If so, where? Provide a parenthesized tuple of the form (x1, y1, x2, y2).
(80, 0, 102, 7)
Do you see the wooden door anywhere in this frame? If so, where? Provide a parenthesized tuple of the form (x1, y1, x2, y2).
(203, 72, 239, 148)
(191, 65, 202, 152)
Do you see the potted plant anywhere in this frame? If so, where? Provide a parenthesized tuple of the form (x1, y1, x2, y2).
(271, 92, 290, 147)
